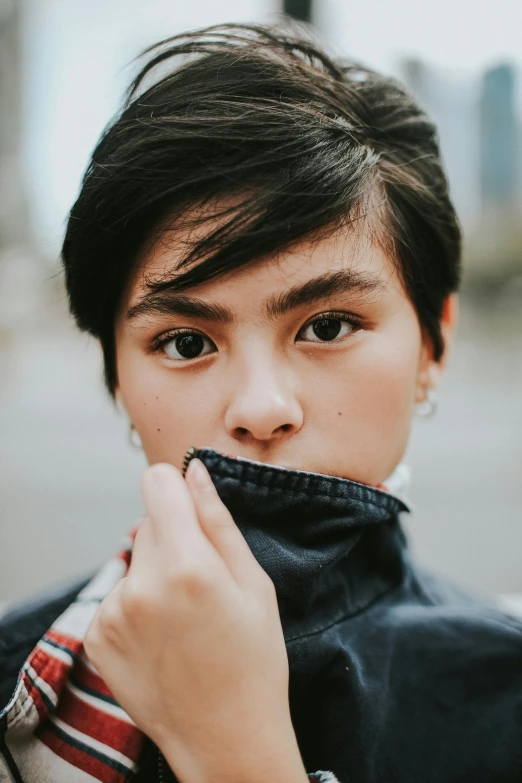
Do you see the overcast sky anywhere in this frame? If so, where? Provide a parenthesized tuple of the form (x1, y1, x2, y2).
(21, 0, 522, 253)
(316, 0, 522, 74)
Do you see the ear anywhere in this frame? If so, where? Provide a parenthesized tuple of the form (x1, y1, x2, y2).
(415, 293, 459, 403)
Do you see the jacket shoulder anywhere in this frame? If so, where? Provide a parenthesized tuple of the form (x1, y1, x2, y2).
(0, 575, 91, 709)
(385, 563, 522, 662)
(412, 565, 522, 627)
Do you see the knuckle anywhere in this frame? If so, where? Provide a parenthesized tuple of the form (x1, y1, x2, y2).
(199, 494, 228, 525)
(201, 498, 223, 518)
(83, 621, 101, 663)
(174, 562, 215, 597)
(207, 513, 234, 538)
(92, 600, 123, 648)
(120, 582, 154, 618)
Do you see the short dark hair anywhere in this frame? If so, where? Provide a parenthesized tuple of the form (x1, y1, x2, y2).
(61, 22, 461, 396)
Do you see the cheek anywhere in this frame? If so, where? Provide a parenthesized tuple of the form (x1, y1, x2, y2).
(313, 324, 421, 482)
(117, 348, 222, 464)
(360, 339, 418, 415)
(327, 344, 417, 429)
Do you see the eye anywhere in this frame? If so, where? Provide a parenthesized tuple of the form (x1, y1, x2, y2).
(297, 313, 361, 343)
(155, 330, 216, 361)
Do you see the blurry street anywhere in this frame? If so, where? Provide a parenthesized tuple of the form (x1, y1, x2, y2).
(1, 292, 521, 605)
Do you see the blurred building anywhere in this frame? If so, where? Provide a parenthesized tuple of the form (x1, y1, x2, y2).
(479, 64, 519, 213)
(283, 0, 313, 21)
(0, 0, 42, 337)
(401, 58, 480, 229)
(0, 0, 25, 251)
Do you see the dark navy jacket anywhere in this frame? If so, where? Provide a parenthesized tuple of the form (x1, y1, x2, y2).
(1, 447, 521, 782)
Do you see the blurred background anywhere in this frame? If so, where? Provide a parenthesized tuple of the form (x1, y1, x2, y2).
(0, 0, 521, 606)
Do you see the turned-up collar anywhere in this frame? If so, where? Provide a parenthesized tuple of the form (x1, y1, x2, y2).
(183, 448, 411, 639)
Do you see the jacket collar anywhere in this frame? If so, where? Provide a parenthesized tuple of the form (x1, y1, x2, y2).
(184, 448, 411, 639)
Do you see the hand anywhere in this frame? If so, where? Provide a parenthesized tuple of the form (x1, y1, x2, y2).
(84, 459, 308, 783)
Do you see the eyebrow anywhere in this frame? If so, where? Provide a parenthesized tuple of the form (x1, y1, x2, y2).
(125, 268, 386, 325)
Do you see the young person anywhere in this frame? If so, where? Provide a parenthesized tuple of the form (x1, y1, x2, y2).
(1, 22, 521, 783)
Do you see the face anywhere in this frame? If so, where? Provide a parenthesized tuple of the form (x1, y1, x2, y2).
(113, 220, 457, 487)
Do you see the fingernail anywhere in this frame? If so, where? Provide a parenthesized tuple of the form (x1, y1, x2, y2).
(187, 458, 212, 491)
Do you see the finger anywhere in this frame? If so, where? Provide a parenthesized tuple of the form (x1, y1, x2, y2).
(125, 516, 156, 578)
(85, 576, 128, 665)
(140, 462, 212, 558)
(124, 515, 192, 595)
(185, 458, 263, 585)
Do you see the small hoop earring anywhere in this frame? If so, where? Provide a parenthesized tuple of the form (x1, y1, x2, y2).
(416, 387, 438, 419)
(129, 423, 143, 450)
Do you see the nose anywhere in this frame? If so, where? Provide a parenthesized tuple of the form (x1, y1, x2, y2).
(224, 351, 303, 445)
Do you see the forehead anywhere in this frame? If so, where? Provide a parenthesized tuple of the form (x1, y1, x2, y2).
(122, 219, 400, 314)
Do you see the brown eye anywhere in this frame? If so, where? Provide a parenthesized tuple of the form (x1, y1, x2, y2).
(299, 316, 357, 343)
(161, 331, 215, 361)
(311, 318, 343, 341)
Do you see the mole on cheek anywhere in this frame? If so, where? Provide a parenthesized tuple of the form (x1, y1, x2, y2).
(157, 428, 161, 432)
(337, 411, 343, 416)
